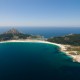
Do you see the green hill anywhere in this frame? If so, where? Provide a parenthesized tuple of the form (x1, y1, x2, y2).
(0, 28, 31, 41)
(48, 34, 80, 46)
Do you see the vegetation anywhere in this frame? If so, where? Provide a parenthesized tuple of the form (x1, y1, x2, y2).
(48, 34, 80, 46)
(0, 28, 31, 41)
(0, 28, 45, 41)
(66, 46, 80, 55)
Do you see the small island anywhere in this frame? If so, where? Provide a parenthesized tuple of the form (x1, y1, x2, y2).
(0, 28, 80, 62)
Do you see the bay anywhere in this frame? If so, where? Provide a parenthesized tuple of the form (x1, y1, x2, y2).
(0, 42, 80, 80)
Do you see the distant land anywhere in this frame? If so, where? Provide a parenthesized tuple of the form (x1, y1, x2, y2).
(0, 28, 45, 41)
(0, 27, 80, 38)
(0, 28, 80, 46)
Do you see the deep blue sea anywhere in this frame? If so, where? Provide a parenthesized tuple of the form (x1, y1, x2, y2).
(0, 27, 80, 80)
(0, 27, 80, 38)
(0, 42, 80, 80)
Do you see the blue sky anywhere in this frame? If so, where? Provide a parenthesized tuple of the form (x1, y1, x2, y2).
(0, 0, 80, 27)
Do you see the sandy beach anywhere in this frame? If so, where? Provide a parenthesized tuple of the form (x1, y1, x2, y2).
(0, 39, 66, 51)
(0, 39, 80, 62)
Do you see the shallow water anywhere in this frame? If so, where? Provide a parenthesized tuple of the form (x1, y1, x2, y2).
(0, 42, 80, 80)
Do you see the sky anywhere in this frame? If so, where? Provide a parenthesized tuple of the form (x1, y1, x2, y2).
(0, 0, 80, 27)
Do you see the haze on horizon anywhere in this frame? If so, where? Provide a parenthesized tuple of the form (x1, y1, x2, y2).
(0, 0, 80, 27)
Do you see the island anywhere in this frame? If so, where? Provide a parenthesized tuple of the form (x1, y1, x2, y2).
(0, 28, 80, 62)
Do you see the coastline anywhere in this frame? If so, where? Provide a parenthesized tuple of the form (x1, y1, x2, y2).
(0, 39, 66, 52)
(0, 39, 80, 62)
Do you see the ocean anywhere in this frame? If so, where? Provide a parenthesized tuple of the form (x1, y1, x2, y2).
(0, 42, 80, 80)
(0, 27, 80, 38)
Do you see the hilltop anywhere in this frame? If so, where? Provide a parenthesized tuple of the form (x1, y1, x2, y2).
(0, 28, 45, 41)
(4, 28, 21, 34)
(0, 28, 31, 41)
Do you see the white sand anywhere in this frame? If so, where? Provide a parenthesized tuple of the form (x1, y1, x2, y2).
(0, 39, 66, 52)
(0, 39, 65, 50)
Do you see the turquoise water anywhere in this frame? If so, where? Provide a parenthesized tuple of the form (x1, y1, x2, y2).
(0, 42, 80, 80)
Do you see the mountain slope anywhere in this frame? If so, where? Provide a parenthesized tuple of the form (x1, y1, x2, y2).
(0, 28, 31, 41)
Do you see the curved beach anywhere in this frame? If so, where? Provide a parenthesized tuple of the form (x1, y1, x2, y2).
(0, 39, 66, 51)
(0, 39, 79, 62)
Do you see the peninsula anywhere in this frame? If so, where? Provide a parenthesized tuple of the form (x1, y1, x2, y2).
(0, 28, 80, 62)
